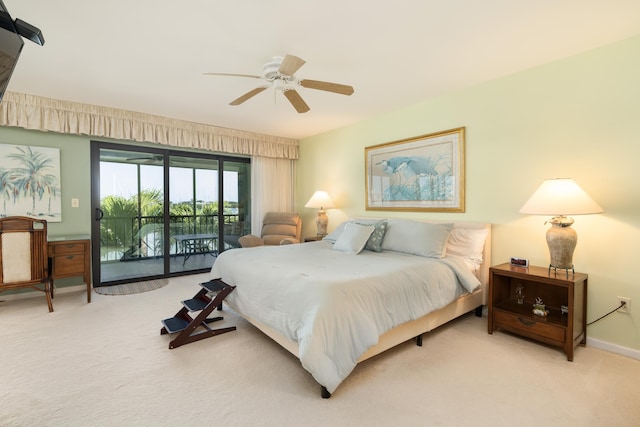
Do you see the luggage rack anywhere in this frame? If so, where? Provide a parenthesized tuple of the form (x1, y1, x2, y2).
(161, 279, 236, 349)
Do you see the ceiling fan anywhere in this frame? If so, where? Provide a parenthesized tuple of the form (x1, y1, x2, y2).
(125, 153, 163, 164)
(204, 54, 354, 113)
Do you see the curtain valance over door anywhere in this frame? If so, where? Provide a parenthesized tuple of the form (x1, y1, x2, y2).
(0, 92, 299, 159)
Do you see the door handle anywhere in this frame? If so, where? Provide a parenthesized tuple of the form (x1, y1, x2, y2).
(95, 208, 104, 221)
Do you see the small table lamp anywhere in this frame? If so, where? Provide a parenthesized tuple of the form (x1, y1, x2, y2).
(304, 190, 335, 239)
(519, 178, 603, 276)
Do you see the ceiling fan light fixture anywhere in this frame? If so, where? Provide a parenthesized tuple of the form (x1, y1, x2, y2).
(273, 79, 297, 92)
(205, 54, 354, 113)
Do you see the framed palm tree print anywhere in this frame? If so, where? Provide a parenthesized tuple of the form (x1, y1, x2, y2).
(0, 144, 62, 221)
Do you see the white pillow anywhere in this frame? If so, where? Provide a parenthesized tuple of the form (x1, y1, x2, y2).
(446, 227, 489, 269)
(381, 219, 453, 258)
(323, 221, 349, 242)
(332, 223, 375, 254)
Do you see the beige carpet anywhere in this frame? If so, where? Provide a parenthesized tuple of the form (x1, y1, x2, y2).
(93, 278, 169, 295)
(1, 273, 639, 427)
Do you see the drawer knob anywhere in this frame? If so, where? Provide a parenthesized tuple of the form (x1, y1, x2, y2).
(66, 255, 75, 260)
(517, 316, 536, 327)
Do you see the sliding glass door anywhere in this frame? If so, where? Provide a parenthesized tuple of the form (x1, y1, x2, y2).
(90, 141, 250, 286)
(167, 155, 220, 274)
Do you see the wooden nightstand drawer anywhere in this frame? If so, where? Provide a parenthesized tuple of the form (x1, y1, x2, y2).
(494, 310, 565, 343)
(50, 242, 84, 255)
(53, 254, 85, 275)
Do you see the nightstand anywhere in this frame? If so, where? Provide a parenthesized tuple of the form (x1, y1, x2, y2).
(48, 236, 92, 303)
(487, 263, 588, 361)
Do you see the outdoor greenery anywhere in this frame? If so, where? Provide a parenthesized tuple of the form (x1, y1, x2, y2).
(100, 189, 238, 258)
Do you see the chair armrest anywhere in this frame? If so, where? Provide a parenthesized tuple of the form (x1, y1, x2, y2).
(238, 235, 264, 248)
(279, 237, 300, 245)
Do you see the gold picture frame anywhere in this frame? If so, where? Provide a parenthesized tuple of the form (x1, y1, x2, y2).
(365, 127, 465, 212)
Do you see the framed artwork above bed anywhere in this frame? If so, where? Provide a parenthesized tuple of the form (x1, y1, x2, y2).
(365, 127, 465, 212)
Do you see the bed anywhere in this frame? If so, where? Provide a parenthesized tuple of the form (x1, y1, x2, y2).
(209, 218, 491, 397)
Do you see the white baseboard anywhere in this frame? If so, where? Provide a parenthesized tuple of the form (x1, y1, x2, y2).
(587, 337, 640, 360)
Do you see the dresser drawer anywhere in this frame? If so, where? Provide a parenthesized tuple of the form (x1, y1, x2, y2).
(50, 242, 85, 255)
(53, 254, 85, 275)
(494, 310, 566, 343)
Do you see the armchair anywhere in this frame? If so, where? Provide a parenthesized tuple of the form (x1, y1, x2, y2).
(0, 216, 53, 312)
(238, 212, 302, 248)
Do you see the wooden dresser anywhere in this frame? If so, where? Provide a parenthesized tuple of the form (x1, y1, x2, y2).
(48, 235, 91, 303)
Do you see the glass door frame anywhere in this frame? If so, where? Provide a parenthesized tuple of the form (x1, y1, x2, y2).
(90, 140, 250, 287)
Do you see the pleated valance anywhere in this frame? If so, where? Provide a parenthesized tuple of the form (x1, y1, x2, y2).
(0, 91, 299, 159)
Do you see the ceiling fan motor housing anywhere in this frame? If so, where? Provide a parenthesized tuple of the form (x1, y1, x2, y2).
(262, 56, 284, 80)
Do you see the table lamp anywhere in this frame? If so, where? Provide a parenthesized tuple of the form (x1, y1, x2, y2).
(519, 178, 603, 276)
(304, 190, 335, 239)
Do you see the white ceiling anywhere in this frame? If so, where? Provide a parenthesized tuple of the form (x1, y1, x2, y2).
(7, 0, 640, 140)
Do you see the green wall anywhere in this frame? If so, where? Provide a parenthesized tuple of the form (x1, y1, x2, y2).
(0, 128, 93, 287)
(298, 35, 640, 353)
(0, 128, 92, 236)
(0, 126, 91, 290)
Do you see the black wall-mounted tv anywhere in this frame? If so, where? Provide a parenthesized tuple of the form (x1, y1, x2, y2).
(0, 1, 25, 102)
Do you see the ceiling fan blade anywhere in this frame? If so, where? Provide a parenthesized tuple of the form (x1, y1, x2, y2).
(278, 54, 305, 76)
(299, 79, 354, 96)
(283, 89, 310, 113)
(230, 87, 268, 105)
(125, 154, 163, 164)
(203, 72, 261, 79)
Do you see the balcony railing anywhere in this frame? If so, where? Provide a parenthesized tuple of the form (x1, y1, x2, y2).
(100, 213, 244, 262)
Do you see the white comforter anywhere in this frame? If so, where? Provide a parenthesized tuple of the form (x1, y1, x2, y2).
(209, 241, 480, 393)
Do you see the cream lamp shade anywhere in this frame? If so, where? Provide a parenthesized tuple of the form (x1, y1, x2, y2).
(519, 178, 603, 275)
(304, 190, 335, 238)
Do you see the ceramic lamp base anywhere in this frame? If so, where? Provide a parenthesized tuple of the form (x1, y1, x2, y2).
(315, 209, 328, 238)
(546, 219, 577, 276)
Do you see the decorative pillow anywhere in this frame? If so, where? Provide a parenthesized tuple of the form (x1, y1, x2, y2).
(323, 218, 382, 243)
(381, 219, 453, 258)
(332, 223, 375, 254)
(356, 220, 388, 252)
(446, 227, 489, 269)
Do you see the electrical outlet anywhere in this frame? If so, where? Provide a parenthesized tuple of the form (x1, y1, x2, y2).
(71, 198, 79, 208)
(617, 297, 631, 314)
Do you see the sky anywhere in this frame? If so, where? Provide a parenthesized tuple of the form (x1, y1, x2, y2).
(100, 162, 238, 203)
